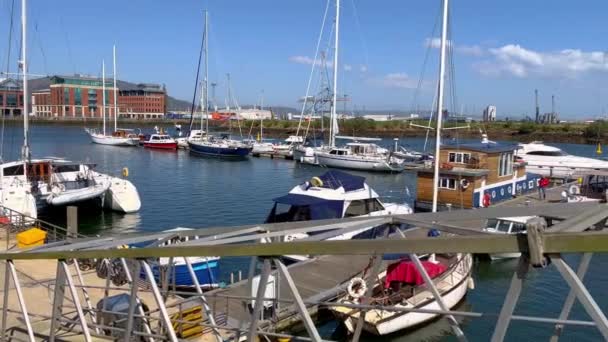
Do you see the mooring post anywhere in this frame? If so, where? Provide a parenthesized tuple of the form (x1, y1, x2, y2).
(66, 206, 78, 239)
(526, 217, 548, 267)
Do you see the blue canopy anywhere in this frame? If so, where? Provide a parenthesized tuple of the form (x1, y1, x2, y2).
(269, 193, 344, 221)
(318, 170, 365, 192)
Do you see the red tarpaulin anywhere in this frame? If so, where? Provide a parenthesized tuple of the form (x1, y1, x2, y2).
(384, 260, 447, 288)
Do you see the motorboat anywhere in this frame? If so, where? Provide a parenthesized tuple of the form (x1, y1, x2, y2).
(176, 129, 205, 149)
(316, 140, 406, 173)
(330, 253, 473, 335)
(482, 216, 531, 260)
(266, 170, 412, 234)
(516, 141, 608, 177)
(143, 134, 178, 150)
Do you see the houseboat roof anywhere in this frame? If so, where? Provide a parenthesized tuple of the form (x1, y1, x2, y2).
(442, 142, 518, 154)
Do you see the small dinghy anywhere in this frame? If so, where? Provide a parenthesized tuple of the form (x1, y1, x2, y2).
(46, 181, 111, 206)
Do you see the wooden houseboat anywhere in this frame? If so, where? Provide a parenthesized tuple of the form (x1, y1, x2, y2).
(415, 141, 541, 210)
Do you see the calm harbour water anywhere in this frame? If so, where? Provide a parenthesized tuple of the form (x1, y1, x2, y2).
(6, 123, 607, 341)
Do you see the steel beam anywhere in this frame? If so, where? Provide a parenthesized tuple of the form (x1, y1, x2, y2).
(119, 258, 155, 342)
(551, 253, 593, 342)
(410, 253, 467, 341)
(124, 261, 140, 342)
(273, 259, 321, 342)
(61, 261, 92, 342)
(6, 261, 35, 342)
(491, 256, 529, 342)
(552, 254, 608, 339)
(140, 260, 178, 342)
(72, 259, 99, 335)
(247, 258, 271, 342)
(184, 257, 222, 342)
(49, 260, 66, 342)
(1, 262, 10, 342)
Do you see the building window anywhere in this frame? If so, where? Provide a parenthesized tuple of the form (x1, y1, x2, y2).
(448, 152, 471, 164)
(498, 152, 514, 177)
(63, 88, 70, 105)
(75, 88, 82, 106)
(0, 94, 3, 106)
(6, 94, 17, 107)
(438, 177, 457, 190)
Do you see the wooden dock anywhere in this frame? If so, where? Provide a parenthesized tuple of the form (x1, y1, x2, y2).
(251, 152, 293, 160)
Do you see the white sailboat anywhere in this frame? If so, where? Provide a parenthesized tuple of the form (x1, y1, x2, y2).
(0, 1, 141, 219)
(330, 0, 473, 335)
(86, 46, 139, 146)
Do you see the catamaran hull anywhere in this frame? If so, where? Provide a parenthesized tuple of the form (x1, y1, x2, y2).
(316, 154, 404, 172)
(46, 183, 110, 206)
(188, 142, 252, 157)
(90, 134, 138, 146)
(102, 178, 141, 213)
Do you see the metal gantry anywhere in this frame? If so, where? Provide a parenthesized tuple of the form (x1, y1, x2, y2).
(0, 202, 607, 342)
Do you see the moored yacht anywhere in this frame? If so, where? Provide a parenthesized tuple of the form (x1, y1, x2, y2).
(316, 138, 405, 172)
(516, 141, 608, 177)
(143, 134, 178, 150)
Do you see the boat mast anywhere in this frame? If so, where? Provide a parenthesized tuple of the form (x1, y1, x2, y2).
(113, 45, 118, 132)
(102, 60, 106, 136)
(432, 0, 449, 213)
(204, 10, 209, 134)
(20, 0, 30, 161)
(329, 0, 340, 148)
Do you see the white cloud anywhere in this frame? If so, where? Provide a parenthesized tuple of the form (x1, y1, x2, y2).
(344, 64, 352, 71)
(288, 55, 332, 67)
(360, 65, 368, 73)
(371, 72, 419, 89)
(477, 44, 608, 78)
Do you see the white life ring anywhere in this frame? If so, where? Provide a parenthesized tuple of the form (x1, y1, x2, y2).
(568, 184, 580, 195)
(460, 179, 470, 190)
(347, 277, 367, 299)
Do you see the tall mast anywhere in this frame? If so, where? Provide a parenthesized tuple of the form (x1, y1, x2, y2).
(431, 0, 449, 213)
(113, 45, 118, 132)
(329, 0, 340, 148)
(20, 0, 30, 160)
(204, 10, 209, 133)
(102, 60, 106, 136)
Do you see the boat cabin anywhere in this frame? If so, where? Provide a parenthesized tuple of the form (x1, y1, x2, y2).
(112, 129, 138, 139)
(483, 216, 532, 234)
(328, 143, 387, 157)
(265, 170, 387, 223)
(416, 141, 541, 210)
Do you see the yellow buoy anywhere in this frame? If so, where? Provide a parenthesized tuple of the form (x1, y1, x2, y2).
(597, 143, 603, 155)
(122, 167, 129, 177)
(257, 132, 261, 142)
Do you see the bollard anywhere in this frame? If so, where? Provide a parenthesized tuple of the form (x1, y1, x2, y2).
(238, 270, 242, 282)
(525, 217, 548, 267)
(66, 206, 78, 239)
(230, 272, 234, 284)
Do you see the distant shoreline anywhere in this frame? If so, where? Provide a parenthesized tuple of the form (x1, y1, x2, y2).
(6, 116, 605, 145)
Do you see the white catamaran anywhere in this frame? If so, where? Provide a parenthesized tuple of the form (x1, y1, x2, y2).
(0, 0, 141, 218)
(86, 46, 139, 146)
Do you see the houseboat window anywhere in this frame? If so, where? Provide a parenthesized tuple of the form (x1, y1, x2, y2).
(3, 164, 24, 176)
(448, 152, 471, 164)
(438, 177, 457, 190)
(498, 152, 514, 177)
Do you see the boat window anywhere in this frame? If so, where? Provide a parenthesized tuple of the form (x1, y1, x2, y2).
(496, 220, 512, 233)
(152, 136, 160, 140)
(526, 151, 566, 156)
(54, 165, 80, 173)
(511, 222, 526, 233)
(485, 219, 499, 230)
(498, 152, 514, 177)
(368, 198, 384, 212)
(330, 150, 338, 155)
(345, 200, 367, 217)
(3, 164, 24, 176)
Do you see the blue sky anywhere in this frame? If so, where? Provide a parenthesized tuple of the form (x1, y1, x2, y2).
(2, 0, 608, 119)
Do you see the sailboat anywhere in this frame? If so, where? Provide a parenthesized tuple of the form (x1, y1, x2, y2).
(86, 46, 139, 146)
(188, 13, 252, 158)
(329, 0, 472, 335)
(0, 0, 141, 218)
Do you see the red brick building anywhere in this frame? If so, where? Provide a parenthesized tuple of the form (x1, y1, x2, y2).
(0, 78, 24, 116)
(118, 83, 166, 119)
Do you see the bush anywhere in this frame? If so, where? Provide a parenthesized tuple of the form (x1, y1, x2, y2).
(517, 122, 537, 134)
(583, 120, 608, 138)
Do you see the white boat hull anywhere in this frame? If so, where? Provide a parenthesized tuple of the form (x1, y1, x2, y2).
(490, 252, 521, 260)
(316, 153, 404, 172)
(338, 254, 473, 336)
(1, 185, 38, 221)
(102, 177, 142, 213)
(90, 133, 138, 146)
(293, 146, 318, 164)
